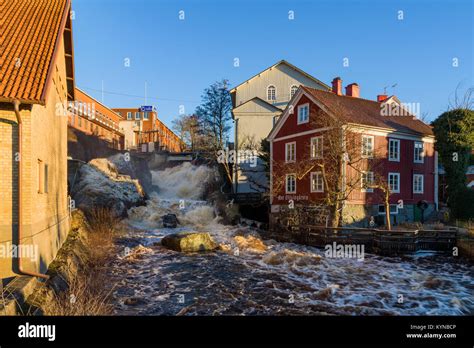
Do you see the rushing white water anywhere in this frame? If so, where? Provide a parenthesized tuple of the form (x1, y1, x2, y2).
(111, 163, 474, 316)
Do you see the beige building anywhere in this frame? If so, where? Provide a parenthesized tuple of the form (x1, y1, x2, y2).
(230, 60, 329, 193)
(0, 0, 75, 280)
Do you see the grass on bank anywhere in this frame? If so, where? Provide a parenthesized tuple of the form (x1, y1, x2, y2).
(42, 208, 122, 315)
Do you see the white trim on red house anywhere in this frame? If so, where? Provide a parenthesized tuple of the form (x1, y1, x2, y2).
(310, 135, 324, 159)
(346, 124, 435, 143)
(361, 135, 375, 158)
(285, 174, 296, 194)
(310, 171, 324, 192)
(388, 138, 401, 162)
(388, 172, 401, 193)
(361, 171, 374, 193)
(413, 174, 424, 194)
(297, 103, 310, 124)
(414, 141, 424, 163)
(268, 87, 435, 144)
(268, 87, 332, 141)
(285, 141, 296, 162)
(273, 127, 331, 142)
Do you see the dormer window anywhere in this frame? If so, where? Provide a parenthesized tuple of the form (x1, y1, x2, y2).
(267, 85, 276, 101)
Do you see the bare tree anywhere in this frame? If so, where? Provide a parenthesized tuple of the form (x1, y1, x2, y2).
(195, 79, 233, 188)
(368, 174, 392, 230)
(172, 114, 202, 151)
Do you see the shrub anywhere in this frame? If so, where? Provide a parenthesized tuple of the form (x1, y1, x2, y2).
(450, 187, 474, 220)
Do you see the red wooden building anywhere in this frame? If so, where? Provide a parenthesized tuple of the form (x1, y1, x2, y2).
(268, 78, 437, 227)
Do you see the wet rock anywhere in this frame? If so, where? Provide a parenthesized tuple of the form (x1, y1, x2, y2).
(161, 232, 218, 252)
(162, 213, 179, 228)
(124, 297, 144, 306)
(233, 235, 267, 253)
(108, 153, 154, 194)
(218, 244, 232, 253)
(423, 277, 444, 289)
(71, 158, 146, 217)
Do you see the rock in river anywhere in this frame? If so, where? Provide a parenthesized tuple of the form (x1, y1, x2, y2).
(161, 232, 218, 252)
(70, 158, 146, 217)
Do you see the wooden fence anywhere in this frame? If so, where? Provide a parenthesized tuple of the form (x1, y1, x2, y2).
(267, 224, 457, 255)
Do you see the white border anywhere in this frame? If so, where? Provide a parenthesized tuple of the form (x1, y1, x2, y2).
(388, 138, 400, 162)
(310, 171, 324, 192)
(297, 103, 310, 125)
(413, 174, 424, 194)
(285, 141, 296, 163)
(361, 171, 374, 192)
(285, 174, 296, 194)
(414, 141, 424, 163)
(388, 172, 400, 193)
(361, 135, 375, 158)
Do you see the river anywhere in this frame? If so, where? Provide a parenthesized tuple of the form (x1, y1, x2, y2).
(109, 163, 474, 315)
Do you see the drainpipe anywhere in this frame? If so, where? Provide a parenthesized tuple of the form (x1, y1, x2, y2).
(13, 99, 49, 280)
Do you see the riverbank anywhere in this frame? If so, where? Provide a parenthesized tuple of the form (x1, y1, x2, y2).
(25, 209, 120, 315)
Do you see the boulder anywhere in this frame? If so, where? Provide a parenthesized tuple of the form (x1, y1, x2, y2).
(233, 235, 267, 253)
(108, 153, 154, 194)
(70, 158, 146, 217)
(161, 232, 218, 252)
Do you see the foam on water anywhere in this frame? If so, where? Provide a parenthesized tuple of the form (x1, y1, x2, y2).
(111, 163, 474, 316)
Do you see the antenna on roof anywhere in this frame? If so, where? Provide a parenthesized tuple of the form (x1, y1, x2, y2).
(145, 81, 148, 105)
(383, 83, 398, 95)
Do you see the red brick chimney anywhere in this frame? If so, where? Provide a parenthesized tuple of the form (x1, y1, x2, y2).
(377, 95, 388, 102)
(332, 77, 342, 96)
(345, 83, 360, 98)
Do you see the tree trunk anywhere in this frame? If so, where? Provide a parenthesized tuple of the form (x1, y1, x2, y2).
(328, 201, 340, 228)
(384, 191, 391, 230)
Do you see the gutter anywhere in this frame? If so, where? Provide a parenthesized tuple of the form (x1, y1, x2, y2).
(13, 99, 49, 280)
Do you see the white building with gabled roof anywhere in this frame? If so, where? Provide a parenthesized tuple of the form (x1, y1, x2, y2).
(230, 60, 329, 194)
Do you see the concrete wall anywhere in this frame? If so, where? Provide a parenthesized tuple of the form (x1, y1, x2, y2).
(0, 35, 70, 279)
(343, 203, 437, 227)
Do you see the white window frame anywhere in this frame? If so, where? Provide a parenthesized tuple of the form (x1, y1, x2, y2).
(297, 103, 309, 125)
(290, 85, 298, 99)
(378, 204, 399, 215)
(285, 141, 296, 163)
(388, 172, 400, 193)
(285, 174, 296, 194)
(143, 112, 149, 120)
(127, 112, 132, 120)
(361, 135, 374, 158)
(310, 171, 324, 192)
(310, 136, 323, 159)
(413, 174, 424, 194)
(388, 138, 400, 162)
(135, 112, 140, 120)
(267, 85, 276, 101)
(361, 171, 374, 192)
(414, 141, 424, 163)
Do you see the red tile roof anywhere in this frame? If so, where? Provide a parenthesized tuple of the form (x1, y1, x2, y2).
(0, 0, 70, 104)
(302, 86, 433, 136)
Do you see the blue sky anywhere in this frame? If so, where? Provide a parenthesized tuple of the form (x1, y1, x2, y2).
(72, 0, 473, 130)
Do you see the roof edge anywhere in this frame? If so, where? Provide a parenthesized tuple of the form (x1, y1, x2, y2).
(230, 60, 330, 93)
(40, 0, 72, 104)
